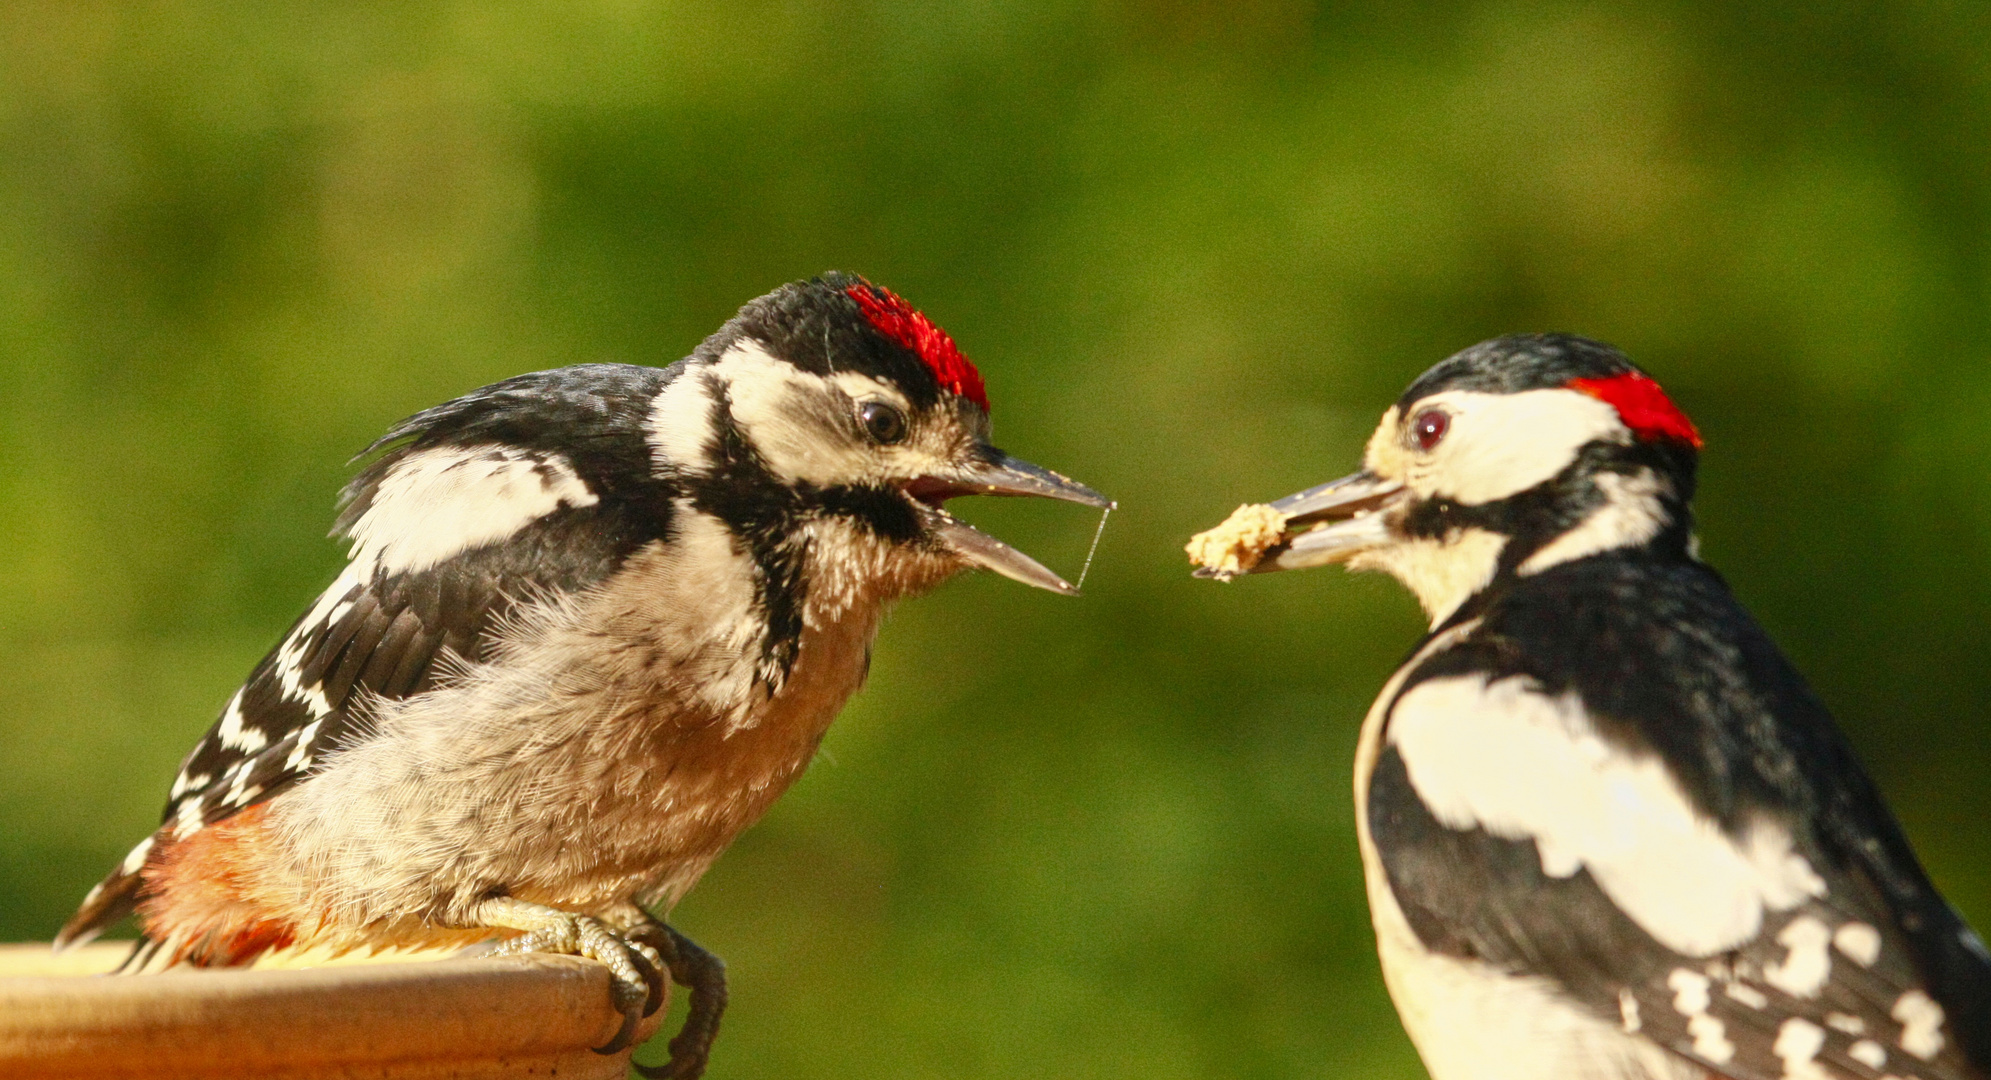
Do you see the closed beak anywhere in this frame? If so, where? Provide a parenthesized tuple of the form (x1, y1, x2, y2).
(1191, 470, 1404, 578)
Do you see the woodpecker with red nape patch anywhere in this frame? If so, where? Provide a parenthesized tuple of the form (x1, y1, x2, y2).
(1195, 335, 1991, 1080)
(56, 272, 1110, 1078)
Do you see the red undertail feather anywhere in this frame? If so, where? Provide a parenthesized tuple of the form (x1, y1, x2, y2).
(846, 281, 990, 411)
(134, 805, 300, 967)
(1567, 372, 1703, 449)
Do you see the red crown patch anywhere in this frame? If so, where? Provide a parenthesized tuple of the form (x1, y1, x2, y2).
(846, 283, 989, 412)
(1567, 372, 1702, 449)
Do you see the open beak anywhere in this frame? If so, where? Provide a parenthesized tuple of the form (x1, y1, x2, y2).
(1197, 470, 1405, 578)
(905, 453, 1114, 596)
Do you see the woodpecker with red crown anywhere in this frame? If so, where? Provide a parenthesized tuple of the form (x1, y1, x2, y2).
(57, 272, 1110, 1078)
(1195, 334, 1991, 1080)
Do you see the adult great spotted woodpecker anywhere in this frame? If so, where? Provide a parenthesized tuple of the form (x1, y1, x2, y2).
(1196, 335, 1990, 1080)
(55, 272, 1110, 1078)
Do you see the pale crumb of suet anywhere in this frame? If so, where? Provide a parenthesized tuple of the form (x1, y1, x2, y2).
(1185, 503, 1287, 580)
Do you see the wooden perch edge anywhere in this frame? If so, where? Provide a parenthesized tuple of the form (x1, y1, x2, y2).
(0, 942, 665, 1079)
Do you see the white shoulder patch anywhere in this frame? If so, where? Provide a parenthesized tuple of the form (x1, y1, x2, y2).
(347, 445, 598, 577)
(647, 364, 719, 471)
(1388, 674, 1827, 956)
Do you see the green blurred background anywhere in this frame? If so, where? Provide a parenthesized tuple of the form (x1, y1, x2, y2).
(2, 2, 1988, 1076)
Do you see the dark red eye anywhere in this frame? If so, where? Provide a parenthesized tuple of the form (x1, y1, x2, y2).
(1411, 408, 1449, 451)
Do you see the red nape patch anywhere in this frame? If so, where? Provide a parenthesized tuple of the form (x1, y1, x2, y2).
(846, 282, 990, 411)
(1567, 372, 1703, 449)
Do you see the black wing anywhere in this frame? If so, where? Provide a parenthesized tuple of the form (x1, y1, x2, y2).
(58, 363, 680, 948)
(1369, 554, 1991, 1080)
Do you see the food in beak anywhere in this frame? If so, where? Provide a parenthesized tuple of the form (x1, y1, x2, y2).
(1187, 471, 1406, 579)
(1184, 503, 1288, 580)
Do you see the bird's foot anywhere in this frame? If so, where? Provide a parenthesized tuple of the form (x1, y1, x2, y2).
(604, 908, 728, 1080)
(475, 896, 666, 1055)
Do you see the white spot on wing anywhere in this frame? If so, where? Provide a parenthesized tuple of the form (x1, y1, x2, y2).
(1664, 968, 1735, 1062)
(1850, 1039, 1888, 1069)
(170, 769, 210, 799)
(266, 569, 364, 719)
(1389, 675, 1828, 955)
(347, 445, 598, 577)
(1765, 916, 1833, 998)
(1774, 1017, 1829, 1080)
(1669, 968, 1711, 1014)
(1892, 989, 1945, 1060)
(1834, 921, 1882, 966)
(119, 836, 155, 874)
(1725, 982, 1769, 1009)
(285, 719, 324, 772)
(215, 690, 266, 752)
(1689, 1013, 1735, 1063)
(173, 795, 205, 838)
(1619, 987, 1641, 1032)
(1826, 1013, 1866, 1035)
(225, 757, 264, 806)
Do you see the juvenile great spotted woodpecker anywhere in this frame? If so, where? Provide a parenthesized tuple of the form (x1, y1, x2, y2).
(1200, 335, 1990, 1080)
(55, 272, 1110, 1077)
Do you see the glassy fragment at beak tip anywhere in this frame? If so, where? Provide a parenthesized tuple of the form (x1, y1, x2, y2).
(917, 504, 1082, 596)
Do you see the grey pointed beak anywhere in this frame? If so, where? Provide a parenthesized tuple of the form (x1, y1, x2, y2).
(1194, 470, 1405, 578)
(907, 453, 1114, 596)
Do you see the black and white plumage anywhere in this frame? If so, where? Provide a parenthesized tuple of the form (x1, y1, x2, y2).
(158, 364, 677, 850)
(1200, 335, 1991, 1080)
(56, 273, 1110, 1077)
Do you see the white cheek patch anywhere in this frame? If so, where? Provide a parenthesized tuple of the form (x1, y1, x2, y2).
(1399, 388, 1628, 505)
(1388, 674, 1828, 956)
(347, 445, 598, 577)
(709, 339, 872, 486)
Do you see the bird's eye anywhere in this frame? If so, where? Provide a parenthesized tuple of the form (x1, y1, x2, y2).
(859, 401, 908, 445)
(1411, 408, 1450, 451)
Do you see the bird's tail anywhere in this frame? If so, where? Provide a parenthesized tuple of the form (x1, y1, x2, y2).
(53, 832, 157, 954)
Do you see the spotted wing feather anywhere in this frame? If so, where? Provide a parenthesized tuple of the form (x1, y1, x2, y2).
(1373, 746, 1982, 1080)
(57, 364, 680, 950)
(1370, 555, 1991, 1079)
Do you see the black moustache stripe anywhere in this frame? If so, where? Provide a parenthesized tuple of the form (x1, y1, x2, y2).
(682, 378, 938, 689)
(687, 375, 807, 691)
